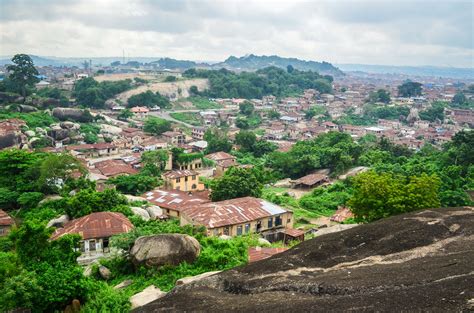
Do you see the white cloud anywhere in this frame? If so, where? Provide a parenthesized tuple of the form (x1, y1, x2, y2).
(0, 0, 472, 67)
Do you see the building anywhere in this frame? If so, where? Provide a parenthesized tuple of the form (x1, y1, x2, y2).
(204, 151, 237, 176)
(0, 209, 15, 236)
(92, 159, 139, 178)
(162, 170, 204, 192)
(291, 173, 329, 189)
(50, 212, 133, 261)
(191, 127, 206, 140)
(142, 188, 210, 217)
(66, 143, 119, 158)
(330, 207, 354, 223)
(161, 131, 185, 145)
(180, 197, 294, 242)
(130, 106, 149, 119)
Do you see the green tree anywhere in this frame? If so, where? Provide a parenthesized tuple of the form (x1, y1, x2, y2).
(368, 89, 391, 103)
(204, 128, 232, 153)
(239, 101, 255, 116)
(267, 110, 281, 119)
(128, 90, 170, 108)
(164, 75, 177, 82)
(235, 130, 257, 152)
(117, 108, 133, 121)
(398, 81, 422, 97)
(109, 174, 159, 195)
(236, 117, 250, 129)
(348, 171, 441, 222)
(38, 153, 85, 192)
(6, 54, 39, 97)
(210, 167, 263, 201)
(143, 117, 172, 135)
(452, 92, 466, 105)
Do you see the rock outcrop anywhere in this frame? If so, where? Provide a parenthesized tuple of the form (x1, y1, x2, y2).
(52, 107, 93, 123)
(134, 207, 474, 312)
(130, 234, 200, 268)
(130, 286, 166, 309)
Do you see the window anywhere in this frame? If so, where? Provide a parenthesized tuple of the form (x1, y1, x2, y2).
(176, 178, 181, 183)
(191, 184, 197, 189)
(287, 218, 291, 223)
(237, 226, 243, 236)
(192, 175, 196, 180)
(79, 241, 85, 252)
(185, 176, 188, 182)
(275, 216, 282, 226)
(245, 223, 250, 233)
(224, 226, 230, 235)
(268, 217, 273, 228)
(89, 239, 96, 251)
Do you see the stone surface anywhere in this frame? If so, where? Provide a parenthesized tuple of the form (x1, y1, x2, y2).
(134, 207, 474, 312)
(52, 107, 92, 123)
(98, 265, 112, 280)
(145, 205, 164, 220)
(38, 195, 63, 206)
(130, 286, 166, 309)
(175, 271, 222, 286)
(46, 214, 69, 228)
(257, 238, 271, 246)
(130, 234, 200, 268)
(114, 279, 133, 290)
(131, 207, 151, 221)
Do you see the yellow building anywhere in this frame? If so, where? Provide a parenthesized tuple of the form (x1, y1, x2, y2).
(180, 197, 295, 242)
(162, 170, 204, 192)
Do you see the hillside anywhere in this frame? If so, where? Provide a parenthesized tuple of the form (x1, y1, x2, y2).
(213, 54, 344, 76)
(135, 206, 474, 312)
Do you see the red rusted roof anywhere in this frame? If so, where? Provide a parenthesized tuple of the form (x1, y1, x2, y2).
(50, 212, 133, 240)
(162, 170, 198, 179)
(284, 228, 305, 238)
(293, 173, 328, 186)
(205, 151, 235, 162)
(248, 247, 288, 263)
(182, 197, 288, 229)
(330, 207, 354, 223)
(0, 209, 14, 226)
(94, 159, 138, 177)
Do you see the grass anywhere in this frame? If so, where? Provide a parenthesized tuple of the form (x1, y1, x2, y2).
(170, 112, 202, 126)
(189, 97, 223, 110)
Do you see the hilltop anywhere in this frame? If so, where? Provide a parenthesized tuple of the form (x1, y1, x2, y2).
(135, 206, 474, 312)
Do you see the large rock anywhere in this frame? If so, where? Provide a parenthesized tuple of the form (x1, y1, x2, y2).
(114, 279, 133, 290)
(175, 271, 221, 286)
(131, 207, 151, 221)
(134, 207, 474, 312)
(46, 214, 69, 228)
(98, 265, 112, 280)
(130, 285, 166, 309)
(130, 234, 200, 268)
(145, 205, 164, 220)
(52, 107, 93, 123)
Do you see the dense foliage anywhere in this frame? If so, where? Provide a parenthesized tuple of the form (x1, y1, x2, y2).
(143, 117, 172, 135)
(73, 77, 132, 108)
(398, 81, 422, 97)
(210, 167, 263, 201)
(127, 90, 170, 108)
(183, 66, 333, 99)
(204, 128, 233, 154)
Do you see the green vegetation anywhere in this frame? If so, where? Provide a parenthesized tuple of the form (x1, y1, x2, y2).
(368, 89, 391, 104)
(35, 87, 70, 106)
(73, 77, 132, 108)
(164, 75, 177, 82)
(0, 110, 58, 128)
(183, 66, 333, 99)
(170, 112, 201, 126)
(398, 81, 422, 97)
(143, 117, 172, 135)
(204, 128, 232, 154)
(79, 123, 101, 144)
(419, 101, 446, 122)
(127, 90, 170, 108)
(210, 167, 263, 201)
(5, 54, 39, 97)
(117, 108, 133, 121)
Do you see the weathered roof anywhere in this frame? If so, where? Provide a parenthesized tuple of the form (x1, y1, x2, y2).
(330, 207, 354, 223)
(51, 212, 133, 240)
(248, 247, 288, 263)
(66, 143, 116, 151)
(94, 159, 138, 177)
(142, 189, 210, 211)
(293, 173, 328, 186)
(0, 209, 14, 226)
(182, 197, 289, 229)
(162, 170, 199, 179)
(283, 228, 305, 238)
(205, 151, 235, 162)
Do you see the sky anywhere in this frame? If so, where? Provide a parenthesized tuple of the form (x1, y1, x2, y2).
(0, 0, 473, 67)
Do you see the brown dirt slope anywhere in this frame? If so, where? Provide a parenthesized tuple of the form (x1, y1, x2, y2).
(134, 206, 474, 312)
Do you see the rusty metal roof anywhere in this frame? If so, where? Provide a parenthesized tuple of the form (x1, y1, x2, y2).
(248, 247, 288, 263)
(50, 212, 133, 240)
(182, 197, 289, 229)
(142, 188, 210, 211)
(0, 209, 14, 226)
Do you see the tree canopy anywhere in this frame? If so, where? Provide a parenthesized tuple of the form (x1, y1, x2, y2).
(210, 167, 263, 201)
(398, 81, 422, 97)
(143, 117, 172, 135)
(6, 54, 39, 97)
(127, 90, 170, 108)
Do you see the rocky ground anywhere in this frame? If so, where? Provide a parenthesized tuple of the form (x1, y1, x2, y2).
(134, 206, 474, 312)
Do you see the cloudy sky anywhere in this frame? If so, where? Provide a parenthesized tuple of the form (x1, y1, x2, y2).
(1, 0, 473, 67)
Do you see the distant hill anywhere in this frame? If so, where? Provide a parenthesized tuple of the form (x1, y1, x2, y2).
(337, 63, 474, 79)
(213, 54, 343, 76)
(150, 57, 198, 70)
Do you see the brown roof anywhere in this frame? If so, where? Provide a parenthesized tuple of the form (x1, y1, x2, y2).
(217, 158, 237, 168)
(94, 159, 138, 177)
(51, 212, 133, 240)
(293, 173, 328, 186)
(248, 247, 288, 263)
(66, 143, 116, 151)
(162, 131, 183, 138)
(205, 151, 235, 162)
(182, 197, 288, 229)
(0, 209, 14, 226)
(284, 228, 305, 238)
(142, 188, 210, 212)
(162, 170, 199, 179)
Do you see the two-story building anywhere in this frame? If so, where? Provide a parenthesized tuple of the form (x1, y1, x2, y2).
(162, 170, 204, 192)
(180, 197, 294, 242)
(161, 131, 185, 145)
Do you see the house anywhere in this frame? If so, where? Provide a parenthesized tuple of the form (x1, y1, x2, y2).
(248, 247, 288, 263)
(130, 106, 149, 119)
(142, 188, 210, 217)
(161, 131, 185, 145)
(180, 197, 294, 242)
(200, 111, 219, 126)
(191, 127, 206, 140)
(204, 151, 237, 176)
(176, 155, 203, 171)
(291, 173, 329, 189)
(162, 170, 204, 192)
(50, 212, 133, 261)
(0, 209, 15, 236)
(121, 128, 146, 147)
(283, 228, 305, 244)
(93, 159, 139, 178)
(35, 80, 51, 89)
(66, 143, 119, 158)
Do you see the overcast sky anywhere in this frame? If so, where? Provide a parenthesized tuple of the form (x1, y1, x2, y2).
(1, 0, 473, 67)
